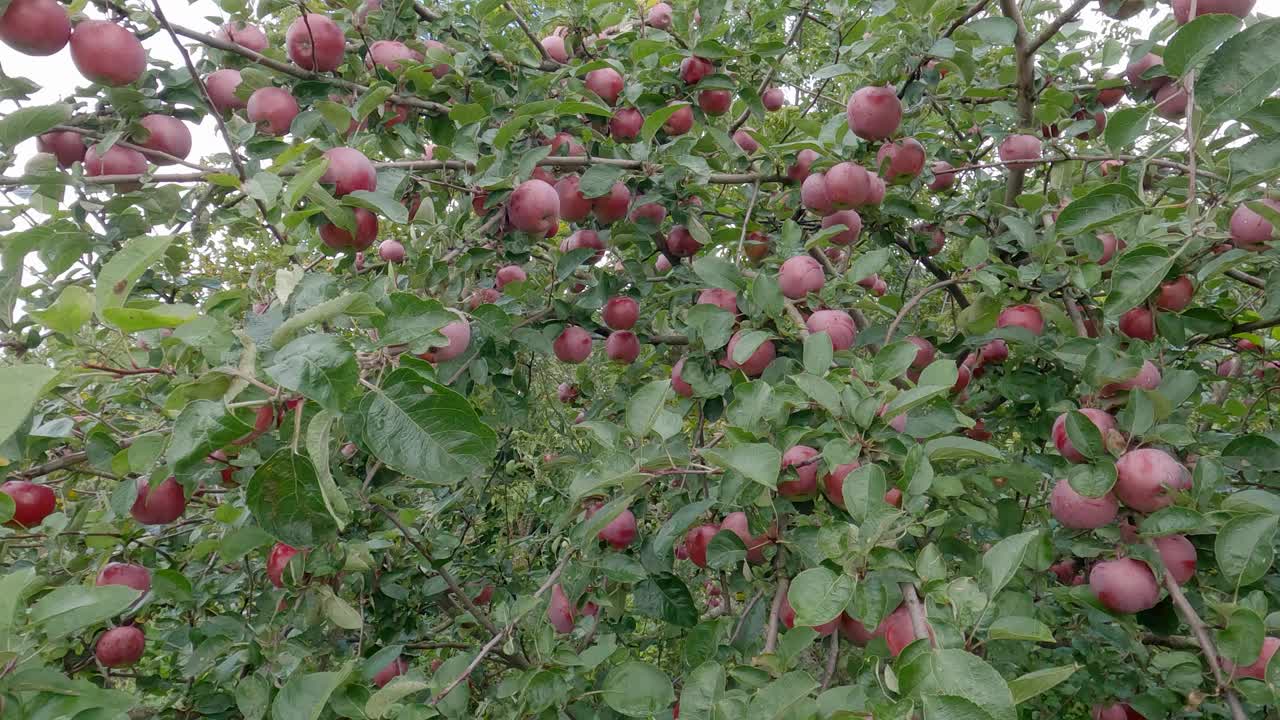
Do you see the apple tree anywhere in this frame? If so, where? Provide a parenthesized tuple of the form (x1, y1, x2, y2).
(1, 0, 1280, 717)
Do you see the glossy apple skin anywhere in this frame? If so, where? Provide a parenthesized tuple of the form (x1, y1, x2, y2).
(928, 161, 956, 191)
(1230, 199, 1280, 251)
(605, 331, 640, 364)
(1049, 479, 1118, 529)
(1153, 534, 1197, 584)
(217, 21, 268, 52)
(1, 0, 71, 56)
(777, 255, 824, 299)
(129, 476, 186, 525)
(553, 325, 593, 363)
(507, 179, 561, 235)
(548, 583, 575, 633)
(321, 147, 377, 197)
(286, 13, 346, 72)
(846, 85, 902, 141)
(602, 296, 639, 329)
(1, 480, 56, 528)
(319, 208, 379, 251)
(85, 144, 148, 179)
(419, 320, 471, 363)
(1118, 308, 1155, 341)
(998, 134, 1042, 166)
(1089, 558, 1159, 614)
(698, 89, 731, 115)
(267, 542, 299, 588)
(778, 445, 820, 500)
(671, 358, 693, 397)
(135, 115, 193, 165)
(96, 562, 152, 592)
(372, 657, 408, 688)
(206, 69, 246, 112)
(684, 524, 717, 568)
(1114, 448, 1191, 512)
(722, 331, 775, 377)
(247, 87, 300, 136)
(70, 20, 146, 86)
(610, 107, 644, 140)
(37, 131, 86, 168)
(584, 68, 624, 105)
(96, 625, 145, 667)
(597, 508, 638, 549)
(663, 104, 694, 135)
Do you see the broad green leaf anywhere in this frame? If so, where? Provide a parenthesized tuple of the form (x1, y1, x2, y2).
(923, 437, 1004, 461)
(30, 585, 140, 639)
(1215, 514, 1278, 586)
(246, 450, 340, 548)
(360, 369, 498, 482)
(371, 293, 455, 353)
(94, 235, 174, 317)
(1104, 244, 1174, 319)
(579, 164, 627, 198)
(265, 334, 359, 412)
(30, 285, 93, 336)
(282, 157, 330, 210)
(702, 443, 780, 489)
(653, 500, 715, 562)
(167, 399, 253, 476)
(677, 662, 725, 720)
(344, 190, 409, 225)
(625, 379, 671, 439)
(270, 292, 380, 348)
(1056, 184, 1142, 237)
(305, 410, 351, 532)
(967, 17, 1016, 45)
(0, 567, 38, 632)
(633, 573, 698, 627)
(316, 585, 362, 629)
(102, 302, 199, 331)
(366, 677, 430, 719)
(1008, 665, 1078, 704)
(601, 662, 674, 717)
(1165, 14, 1242, 76)
(0, 104, 71, 148)
(988, 616, 1054, 643)
(803, 332, 833, 374)
(981, 530, 1039, 599)
(0, 364, 57, 445)
(1064, 410, 1105, 462)
(788, 566, 855, 627)
(641, 103, 690, 140)
(272, 663, 354, 720)
(746, 671, 820, 719)
(1197, 18, 1280, 127)
(841, 464, 887, 523)
(908, 650, 1017, 720)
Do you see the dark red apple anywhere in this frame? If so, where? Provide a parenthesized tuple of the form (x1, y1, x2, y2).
(96, 626, 145, 667)
(96, 562, 151, 592)
(286, 13, 346, 71)
(247, 87, 300, 136)
(70, 20, 145, 86)
(0, 0, 70, 55)
(1, 480, 56, 528)
(129, 477, 185, 525)
(846, 85, 902, 140)
(321, 147, 377, 197)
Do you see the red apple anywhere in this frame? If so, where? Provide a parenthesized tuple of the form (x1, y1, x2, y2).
(554, 325, 593, 363)
(85, 144, 147, 180)
(96, 562, 151, 592)
(597, 507, 638, 549)
(1090, 558, 1159, 613)
(1172, 0, 1255, 24)
(698, 89, 731, 115)
(1222, 636, 1280, 680)
(1124, 53, 1167, 95)
(610, 107, 644, 141)
(286, 14, 346, 72)
(267, 542, 299, 588)
(216, 21, 268, 52)
(733, 129, 759, 154)
(584, 67, 624, 105)
(135, 115, 192, 164)
(630, 202, 666, 226)
(1229, 199, 1280, 251)
(423, 39, 452, 78)
(206, 69, 246, 112)
(777, 255, 824, 299)
(801, 173, 833, 214)
(846, 85, 902, 140)
(825, 162, 875, 209)
(1153, 534, 1197, 584)
(805, 310, 855, 350)
(0, 0, 70, 55)
(722, 331, 776, 377)
(1154, 82, 1188, 120)
(665, 225, 702, 257)
(36, 131, 86, 168)
(875, 138, 925, 182)
(928, 160, 957, 191)
(130, 476, 185, 525)
(696, 288, 737, 314)
(418, 319, 471, 363)
(1155, 275, 1194, 312)
(762, 87, 785, 111)
(247, 87, 300, 136)
(821, 210, 862, 246)
(553, 174, 592, 222)
(998, 134, 1042, 166)
(997, 304, 1044, 335)
(372, 657, 407, 688)
(1100, 359, 1161, 396)
(96, 626, 145, 667)
(671, 358, 694, 397)
(679, 56, 714, 84)
(663, 103, 694, 135)
(70, 20, 145, 86)
(1052, 408, 1118, 463)
(1, 480, 56, 528)
(377, 239, 405, 262)
(548, 584, 576, 632)
(1118, 307, 1155, 341)
(788, 149, 818, 183)
(906, 335, 935, 369)
(541, 35, 568, 63)
(560, 229, 605, 261)
(495, 265, 526, 290)
(1114, 448, 1190, 512)
(684, 524, 718, 568)
(779, 445, 820, 500)
(605, 331, 640, 364)
(507, 179, 560, 235)
(1050, 479, 1118, 529)
(592, 181, 631, 224)
(321, 147, 377, 197)
(319, 208, 379, 250)
(646, 2, 673, 29)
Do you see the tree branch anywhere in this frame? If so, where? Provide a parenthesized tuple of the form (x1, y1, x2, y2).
(820, 631, 840, 690)
(885, 277, 971, 344)
(901, 583, 935, 647)
(503, 2, 552, 63)
(890, 240, 970, 308)
(1027, 0, 1091, 54)
(762, 576, 790, 654)
(998, 0, 1034, 205)
(729, 1, 811, 134)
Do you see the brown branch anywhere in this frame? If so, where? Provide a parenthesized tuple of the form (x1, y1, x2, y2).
(901, 583, 935, 647)
(890, 240, 970, 308)
(1199, 315, 1280, 343)
(729, 590, 765, 646)
(819, 631, 840, 690)
(81, 363, 175, 377)
(885, 277, 970, 345)
(1063, 289, 1089, 337)
(52, 125, 213, 172)
(503, 2, 552, 63)
(1226, 269, 1266, 290)
(9, 435, 140, 480)
(430, 553, 572, 704)
(1155, 549, 1248, 720)
(762, 576, 789, 654)
(1027, 0, 1092, 54)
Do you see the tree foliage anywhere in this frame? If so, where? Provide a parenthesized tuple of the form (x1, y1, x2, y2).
(1, 0, 1280, 718)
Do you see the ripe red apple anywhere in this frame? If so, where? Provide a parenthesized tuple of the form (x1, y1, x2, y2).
(1172, 0, 1255, 24)
(805, 310, 855, 351)
(584, 67, 624, 105)
(825, 162, 875, 209)
(801, 173, 833, 214)
(1229, 199, 1280, 251)
(319, 208, 379, 250)
(779, 445, 820, 500)
(560, 229, 605, 261)
(1050, 559, 1079, 585)
(882, 605, 932, 656)
(423, 39, 452, 78)
(723, 331, 776, 377)
(610, 107, 644, 141)
(1052, 408, 1117, 463)
(1238, 338, 1262, 353)
(495, 265, 526, 290)
(593, 181, 631, 224)
(605, 331, 640, 364)
(788, 149, 818, 183)
(915, 223, 945, 255)
(378, 239, 405, 262)
(998, 134, 1042, 167)
(698, 89, 731, 115)
(135, 115, 192, 164)
(267, 542, 299, 588)
(696, 288, 737, 315)
(1124, 53, 1167, 95)
(247, 87, 300, 136)
(884, 487, 903, 508)
(70, 20, 145, 86)
(556, 382, 578, 404)
(1100, 359, 1161, 397)
(548, 584, 576, 632)
(472, 584, 495, 605)
(554, 325, 593, 363)
(1114, 448, 1190, 512)
(979, 338, 1008, 365)
(367, 39, 420, 72)
(839, 613, 874, 646)
(0, 0, 70, 55)
(780, 594, 839, 636)
(1, 480, 56, 528)
(1118, 307, 1155, 341)
(684, 524, 718, 568)
(1050, 479, 1118, 529)
(372, 657, 407, 688)
(671, 358, 694, 397)
(743, 231, 771, 261)
(762, 87, 785, 111)
(130, 476, 185, 525)
(96, 562, 151, 592)
(1156, 275, 1193, 311)
(1154, 82, 1188, 120)
(905, 335, 935, 369)
(821, 210, 862, 246)
(321, 147, 377, 197)
(508, 179, 560, 235)
(286, 14, 346, 72)
(996, 304, 1044, 335)
(825, 461, 862, 508)
(96, 626, 145, 668)
(205, 69, 246, 112)
(1153, 534, 1197, 584)
(1092, 703, 1144, 720)
(597, 507, 638, 549)
(647, 2, 673, 28)
(1222, 636, 1280, 680)
(541, 35, 569, 63)
(1217, 356, 1242, 378)
(718, 512, 769, 564)
(1090, 558, 1159, 613)
(547, 131, 585, 157)
(217, 21, 268, 52)
(928, 160, 957, 191)
(778, 255, 824, 299)
(665, 225, 701, 257)
(553, 174, 592, 222)
(1097, 232, 1126, 264)
(418, 319, 471, 363)
(679, 55, 714, 84)
(36, 131, 86, 168)
(655, 254, 673, 272)
(733, 129, 759, 154)
(630, 202, 666, 226)
(663, 103, 694, 135)
(876, 138, 925, 182)
(1097, 84, 1125, 107)
(846, 85, 902, 140)
(84, 144, 147, 183)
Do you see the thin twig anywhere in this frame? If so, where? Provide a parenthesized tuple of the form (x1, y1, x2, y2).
(1027, 0, 1092, 54)
(734, 181, 761, 266)
(820, 631, 840, 690)
(503, 2, 552, 63)
(901, 583, 935, 647)
(729, 1, 811, 134)
(885, 277, 969, 345)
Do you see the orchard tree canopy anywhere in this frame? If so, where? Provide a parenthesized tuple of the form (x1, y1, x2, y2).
(4, 0, 1280, 717)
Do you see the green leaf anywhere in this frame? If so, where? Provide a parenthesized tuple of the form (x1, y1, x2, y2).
(641, 102, 689, 141)
(601, 662, 674, 717)
(0, 103, 71, 148)
(706, 530, 746, 569)
(788, 566, 854, 627)
(246, 449, 340, 548)
(0, 567, 38, 632)
(988, 616, 1054, 643)
(923, 437, 1004, 461)
(360, 369, 498, 482)
(344, 190, 409, 225)
(1197, 18, 1280, 127)
(874, 341, 919, 382)
(731, 330, 771, 365)
(578, 164, 626, 198)
(747, 671, 820, 719)
(316, 585, 362, 629)
(305, 410, 351, 532)
(1165, 14, 1243, 77)
(677, 662, 725, 720)
(1067, 462, 1117, 498)
(30, 285, 93, 336)
(1103, 244, 1175, 319)
(235, 673, 271, 720)
(371, 293, 455, 353)
(633, 573, 697, 627)
(167, 399, 253, 476)
(271, 663, 354, 720)
(1055, 184, 1142, 237)
(283, 157, 330, 211)
(848, 247, 890, 283)
(653, 499, 715, 562)
(1064, 411, 1105, 462)
(0, 492, 12, 525)
(908, 650, 1017, 720)
(1008, 665, 1078, 704)
(0, 364, 57, 445)
(966, 17, 1016, 45)
(702, 443, 780, 488)
(265, 334, 359, 412)
(981, 530, 1040, 599)
(102, 302, 199, 331)
(1215, 514, 1278, 586)
(366, 677, 431, 719)
(271, 293, 380, 349)
(1219, 608, 1264, 665)
(691, 256, 743, 290)
(1104, 106, 1151, 151)
(30, 585, 140, 639)
(803, 332, 834, 374)
(841, 464, 887, 523)
(625, 379, 671, 439)
(94, 235, 174, 318)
